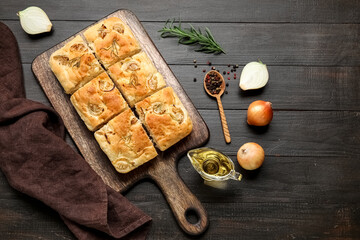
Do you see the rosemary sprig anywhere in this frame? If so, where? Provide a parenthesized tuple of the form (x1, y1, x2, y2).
(100, 39, 120, 58)
(159, 19, 225, 54)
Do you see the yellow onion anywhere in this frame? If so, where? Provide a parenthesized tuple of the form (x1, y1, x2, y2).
(247, 100, 273, 126)
(237, 142, 265, 170)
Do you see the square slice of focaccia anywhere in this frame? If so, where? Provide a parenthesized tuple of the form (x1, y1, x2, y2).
(49, 35, 103, 94)
(83, 17, 141, 68)
(94, 109, 158, 173)
(135, 87, 193, 151)
(108, 51, 166, 107)
(70, 72, 128, 131)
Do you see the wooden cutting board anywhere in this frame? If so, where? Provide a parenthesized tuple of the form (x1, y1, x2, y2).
(32, 9, 210, 235)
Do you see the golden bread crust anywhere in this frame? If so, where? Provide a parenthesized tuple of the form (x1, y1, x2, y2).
(108, 51, 166, 107)
(94, 109, 158, 173)
(83, 17, 141, 68)
(49, 35, 103, 94)
(70, 72, 128, 131)
(135, 87, 193, 151)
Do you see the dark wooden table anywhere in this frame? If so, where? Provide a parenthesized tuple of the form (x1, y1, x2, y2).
(1, 1, 359, 239)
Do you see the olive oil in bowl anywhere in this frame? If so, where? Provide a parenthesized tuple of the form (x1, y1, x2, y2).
(187, 147, 242, 182)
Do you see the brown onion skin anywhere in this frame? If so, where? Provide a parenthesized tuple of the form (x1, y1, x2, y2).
(247, 100, 273, 126)
(237, 142, 265, 170)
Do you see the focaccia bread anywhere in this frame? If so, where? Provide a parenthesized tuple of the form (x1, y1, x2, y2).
(108, 51, 166, 107)
(135, 87, 193, 151)
(94, 109, 158, 173)
(70, 72, 128, 131)
(49, 35, 103, 94)
(83, 17, 141, 68)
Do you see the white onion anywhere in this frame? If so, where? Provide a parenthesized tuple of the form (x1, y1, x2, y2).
(239, 61, 269, 90)
(17, 6, 52, 35)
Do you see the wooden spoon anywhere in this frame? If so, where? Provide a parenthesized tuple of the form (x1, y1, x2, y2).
(203, 70, 231, 143)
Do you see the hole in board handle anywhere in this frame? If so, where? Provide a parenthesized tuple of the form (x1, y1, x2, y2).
(185, 208, 200, 225)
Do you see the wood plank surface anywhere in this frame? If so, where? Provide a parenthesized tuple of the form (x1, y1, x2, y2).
(4, 21, 360, 66)
(1, 0, 359, 239)
(23, 64, 360, 111)
(2, 0, 359, 23)
(199, 110, 360, 156)
(1, 155, 359, 239)
(19, 62, 360, 158)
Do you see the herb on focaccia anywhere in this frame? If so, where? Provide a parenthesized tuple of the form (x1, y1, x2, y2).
(101, 39, 121, 58)
(153, 103, 166, 115)
(147, 74, 158, 90)
(98, 24, 109, 38)
(104, 133, 111, 144)
(53, 55, 69, 65)
(121, 134, 134, 150)
(159, 19, 225, 54)
(129, 73, 140, 88)
(115, 158, 134, 171)
(113, 23, 125, 34)
(137, 107, 145, 118)
(53, 55, 83, 68)
(70, 43, 86, 52)
(88, 103, 104, 116)
(68, 56, 83, 68)
(122, 134, 132, 145)
(99, 79, 115, 92)
(169, 107, 184, 124)
(127, 62, 140, 71)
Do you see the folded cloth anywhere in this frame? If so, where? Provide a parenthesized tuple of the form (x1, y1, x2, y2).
(0, 22, 151, 239)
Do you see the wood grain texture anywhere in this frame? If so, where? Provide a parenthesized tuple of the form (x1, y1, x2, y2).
(32, 10, 209, 235)
(23, 64, 360, 111)
(1, 155, 359, 239)
(199, 110, 360, 156)
(3, 21, 360, 66)
(1, 0, 360, 239)
(2, 0, 359, 23)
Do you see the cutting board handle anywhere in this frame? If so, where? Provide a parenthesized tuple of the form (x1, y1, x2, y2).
(150, 161, 209, 235)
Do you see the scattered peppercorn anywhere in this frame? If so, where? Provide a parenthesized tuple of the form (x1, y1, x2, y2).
(193, 59, 197, 63)
(231, 69, 234, 72)
(216, 69, 220, 72)
(207, 61, 212, 66)
(225, 90, 228, 94)
(211, 66, 215, 70)
(226, 83, 229, 87)
(223, 71, 226, 75)
(203, 69, 206, 72)
(228, 64, 230, 67)
(193, 78, 197, 82)
(194, 64, 197, 68)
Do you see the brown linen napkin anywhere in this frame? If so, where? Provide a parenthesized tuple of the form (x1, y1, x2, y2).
(0, 22, 151, 239)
